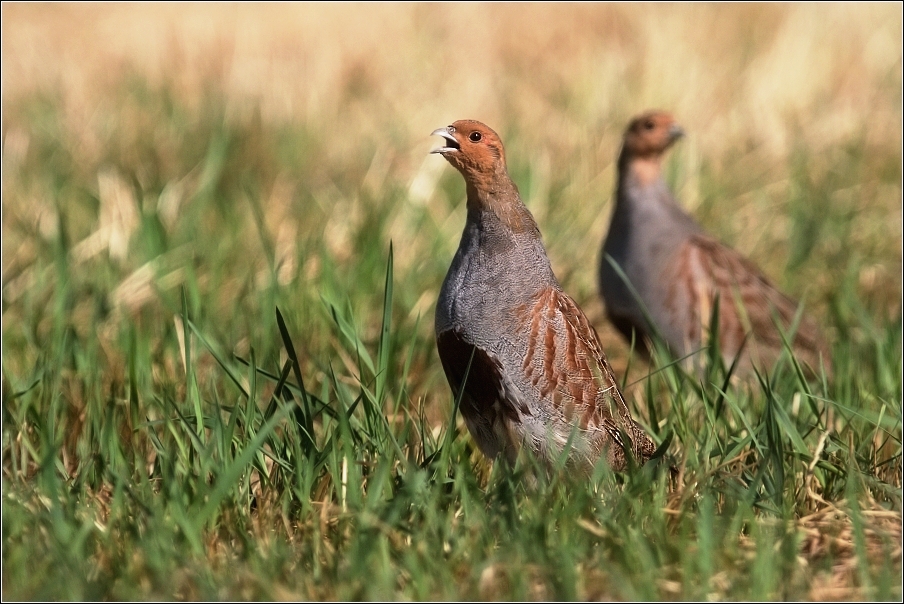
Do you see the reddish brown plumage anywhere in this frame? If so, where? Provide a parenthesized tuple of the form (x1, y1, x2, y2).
(433, 120, 656, 472)
(599, 111, 833, 377)
(670, 234, 830, 372)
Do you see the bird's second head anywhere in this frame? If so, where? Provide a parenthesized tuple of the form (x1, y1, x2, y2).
(621, 111, 684, 160)
(431, 120, 508, 186)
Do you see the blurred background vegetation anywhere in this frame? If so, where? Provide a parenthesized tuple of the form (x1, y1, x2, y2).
(2, 4, 901, 600)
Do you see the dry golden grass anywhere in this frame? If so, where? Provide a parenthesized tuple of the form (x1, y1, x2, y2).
(4, 3, 901, 362)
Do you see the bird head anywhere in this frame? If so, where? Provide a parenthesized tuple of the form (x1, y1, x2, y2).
(622, 111, 684, 159)
(431, 120, 507, 184)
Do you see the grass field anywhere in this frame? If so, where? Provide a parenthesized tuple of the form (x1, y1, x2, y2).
(2, 4, 902, 600)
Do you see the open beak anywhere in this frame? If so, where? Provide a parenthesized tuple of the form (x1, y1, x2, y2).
(430, 127, 461, 154)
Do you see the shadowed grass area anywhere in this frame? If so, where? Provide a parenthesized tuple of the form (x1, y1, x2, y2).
(2, 3, 901, 600)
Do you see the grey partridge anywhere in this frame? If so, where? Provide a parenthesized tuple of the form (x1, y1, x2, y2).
(432, 119, 656, 473)
(599, 111, 832, 377)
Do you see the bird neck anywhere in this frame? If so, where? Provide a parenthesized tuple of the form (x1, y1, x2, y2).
(465, 174, 540, 237)
(617, 151, 664, 190)
(612, 150, 700, 239)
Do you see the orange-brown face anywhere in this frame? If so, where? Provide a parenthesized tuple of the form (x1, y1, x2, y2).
(622, 111, 684, 158)
(431, 119, 507, 180)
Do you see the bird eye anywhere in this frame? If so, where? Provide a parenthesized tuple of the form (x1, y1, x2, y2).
(469, 131, 482, 142)
(643, 120, 655, 130)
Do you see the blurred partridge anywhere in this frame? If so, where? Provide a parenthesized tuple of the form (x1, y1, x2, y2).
(599, 111, 832, 377)
(432, 120, 656, 473)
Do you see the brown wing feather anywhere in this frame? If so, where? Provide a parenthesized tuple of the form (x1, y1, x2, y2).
(519, 286, 656, 467)
(680, 234, 831, 374)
